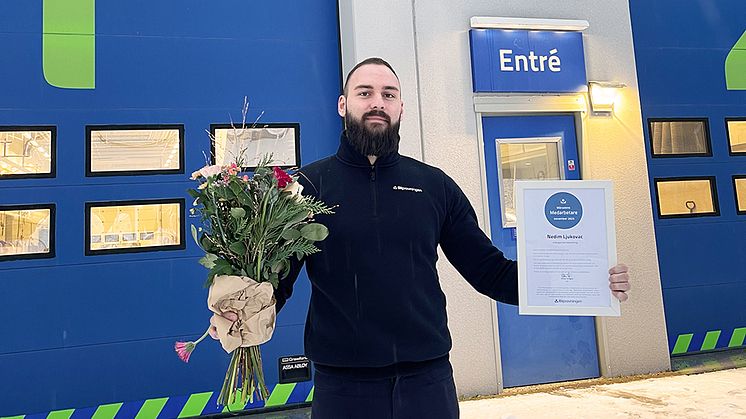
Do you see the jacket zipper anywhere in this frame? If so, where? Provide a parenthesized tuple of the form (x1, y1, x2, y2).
(370, 165, 378, 217)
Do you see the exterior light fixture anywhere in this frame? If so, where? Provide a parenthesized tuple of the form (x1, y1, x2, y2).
(588, 81, 626, 114)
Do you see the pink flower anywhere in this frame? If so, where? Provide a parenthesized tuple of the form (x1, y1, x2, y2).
(174, 327, 211, 363)
(174, 341, 196, 363)
(273, 167, 293, 188)
(242, 175, 249, 182)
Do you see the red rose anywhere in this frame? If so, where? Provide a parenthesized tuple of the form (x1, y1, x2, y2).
(273, 167, 293, 188)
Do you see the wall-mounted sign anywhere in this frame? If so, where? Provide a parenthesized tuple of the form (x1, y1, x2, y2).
(278, 355, 311, 384)
(469, 29, 587, 93)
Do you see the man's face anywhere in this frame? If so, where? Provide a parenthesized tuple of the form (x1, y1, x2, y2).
(338, 64, 404, 154)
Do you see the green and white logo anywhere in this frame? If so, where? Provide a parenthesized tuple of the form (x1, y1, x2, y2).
(726, 30, 746, 90)
(43, 0, 95, 89)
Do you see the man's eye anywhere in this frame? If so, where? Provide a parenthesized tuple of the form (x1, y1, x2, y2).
(384, 93, 397, 99)
(358, 91, 370, 97)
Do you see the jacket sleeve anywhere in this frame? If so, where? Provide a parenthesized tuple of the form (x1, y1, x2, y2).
(438, 174, 518, 305)
(274, 256, 305, 313)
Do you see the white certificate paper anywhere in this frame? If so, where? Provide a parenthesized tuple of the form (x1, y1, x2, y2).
(515, 180, 619, 317)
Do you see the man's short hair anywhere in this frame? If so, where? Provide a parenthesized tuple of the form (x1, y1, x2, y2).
(343, 57, 399, 96)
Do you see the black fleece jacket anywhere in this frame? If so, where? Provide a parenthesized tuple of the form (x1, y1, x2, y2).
(275, 132, 518, 368)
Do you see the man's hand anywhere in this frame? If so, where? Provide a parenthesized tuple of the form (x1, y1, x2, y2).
(609, 264, 630, 302)
(208, 311, 238, 339)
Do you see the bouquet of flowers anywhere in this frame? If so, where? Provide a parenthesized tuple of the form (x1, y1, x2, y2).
(175, 154, 333, 406)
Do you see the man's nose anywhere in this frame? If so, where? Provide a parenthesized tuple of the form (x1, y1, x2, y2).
(370, 93, 385, 109)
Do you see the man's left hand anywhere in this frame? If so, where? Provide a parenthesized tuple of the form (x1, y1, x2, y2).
(609, 264, 630, 302)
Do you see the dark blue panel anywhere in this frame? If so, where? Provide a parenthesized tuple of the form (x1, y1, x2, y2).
(0, 0, 340, 415)
(631, 0, 746, 354)
(481, 115, 599, 387)
(663, 282, 746, 352)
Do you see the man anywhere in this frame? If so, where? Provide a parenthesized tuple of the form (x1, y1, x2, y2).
(217, 57, 631, 418)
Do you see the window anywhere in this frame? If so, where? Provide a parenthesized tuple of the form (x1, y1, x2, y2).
(655, 177, 719, 218)
(726, 119, 746, 155)
(85, 199, 185, 255)
(734, 176, 746, 215)
(649, 119, 711, 157)
(86, 125, 184, 176)
(497, 138, 563, 227)
(0, 127, 56, 178)
(210, 123, 300, 170)
(0, 204, 55, 260)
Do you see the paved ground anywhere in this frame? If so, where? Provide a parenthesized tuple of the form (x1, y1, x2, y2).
(236, 349, 746, 418)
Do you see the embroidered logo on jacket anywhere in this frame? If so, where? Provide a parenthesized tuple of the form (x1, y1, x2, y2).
(393, 185, 423, 193)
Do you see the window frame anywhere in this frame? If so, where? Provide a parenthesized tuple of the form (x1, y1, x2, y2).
(85, 124, 185, 177)
(209, 122, 301, 171)
(733, 175, 746, 215)
(84, 198, 186, 256)
(0, 126, 57, 180)
(0, 203, 56, 261)
(725, 117, 746, 156)
(648, 118, 713, 158)
(654, 176, 720, 219)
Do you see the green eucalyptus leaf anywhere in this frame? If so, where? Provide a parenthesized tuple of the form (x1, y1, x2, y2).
(300, 223, 329, 241)
(288, 211, 309, 226)
(281, 228, 301, 241)
(187, 189, 201, 198)
(199, 253, 219, 269)
(271, 260, 287, 274)
(230, 207, 246, 219)
(228, 242, 247, 255)
(268, 272, 279, 288)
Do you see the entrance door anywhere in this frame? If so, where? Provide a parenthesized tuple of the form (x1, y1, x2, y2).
(481, 114, 600, 387)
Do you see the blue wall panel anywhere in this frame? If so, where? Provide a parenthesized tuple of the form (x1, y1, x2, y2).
(0, 0, 340, 416)
(630, 0, 746, 355)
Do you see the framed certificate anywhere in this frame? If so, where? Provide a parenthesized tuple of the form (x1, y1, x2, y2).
(515, 180, 619, 316)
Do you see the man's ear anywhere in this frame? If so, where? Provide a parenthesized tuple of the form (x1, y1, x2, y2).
(338, 95, 346, 118)
(400, 100, 404, 121)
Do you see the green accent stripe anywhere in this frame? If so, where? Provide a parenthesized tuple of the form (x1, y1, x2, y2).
(91, 403, 123, 419)
(134, 398, 169, 419)
(47, 410, 75, 419)
(726, 30, 746, 90)
(305, 386, 314, 403)
(178, 392, 212, 418)
(701, 330, 722, 351)
(43, 0, 95, 34)
(1, 416, 25, 419)
(729, 328, 746, 347)
(221, 390, 247, 413)
(672, 333, 694, 354)
(265, 383, 296, 407)
(43, 34, 95, 89)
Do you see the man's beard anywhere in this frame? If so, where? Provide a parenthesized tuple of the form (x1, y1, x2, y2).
(345, 110, 401, 157)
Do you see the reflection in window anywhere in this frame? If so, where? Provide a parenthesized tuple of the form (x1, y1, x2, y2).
(87, 200, 183, 254)
(0, 205, 54, 259)
(727, 119, 746, 155)
(655, 178, 718, 217)
(649, 119, 711, 156)
(87, 126, 183, 175)
(498, 139, 561, 226)
(734, 176, 746, 214)
(211, 123, 300, 169)
(0, 128, 54, 177)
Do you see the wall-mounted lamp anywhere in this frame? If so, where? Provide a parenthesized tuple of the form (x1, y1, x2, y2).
(588, 81, 626, 114)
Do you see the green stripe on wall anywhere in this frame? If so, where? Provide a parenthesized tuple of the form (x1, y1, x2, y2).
(265, 383, 296, 407)
(134, 398, 169, 419)
(672, 333, 694, 355)
(701, 330, 722, 351)
(221, 390, 247, 413)
(729, 328, 746, 347)
(47, 410, 75, 419)
(306, 387, 314, 403)
(91, 403, 123, 419)
(1, 416, 25, 419)
(178, 392, 212, 418)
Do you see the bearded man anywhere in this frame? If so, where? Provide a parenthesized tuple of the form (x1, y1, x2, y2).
(220, 57, 631, 418)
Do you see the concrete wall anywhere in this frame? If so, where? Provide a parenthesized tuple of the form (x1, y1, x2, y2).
(338, 0, 670, 397)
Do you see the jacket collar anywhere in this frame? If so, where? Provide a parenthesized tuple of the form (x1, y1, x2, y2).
(335, 131, 401, 168)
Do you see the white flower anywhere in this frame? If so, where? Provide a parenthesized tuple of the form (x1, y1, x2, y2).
(191, 164, 223, 180)
(283, 180, 304, 200)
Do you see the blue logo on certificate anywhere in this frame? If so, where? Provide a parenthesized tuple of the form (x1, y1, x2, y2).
(544, 192, 583, 229)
